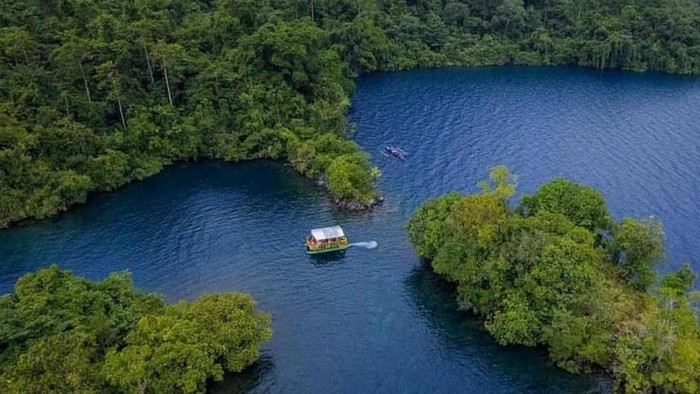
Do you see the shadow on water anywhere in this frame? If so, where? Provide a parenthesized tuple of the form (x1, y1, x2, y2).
(404, 264, 613, 393)
(307, 250, 347, 266)
(209, 354, 275, 394)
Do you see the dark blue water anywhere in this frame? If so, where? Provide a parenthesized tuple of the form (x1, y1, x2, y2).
(2, 67, 700, 393)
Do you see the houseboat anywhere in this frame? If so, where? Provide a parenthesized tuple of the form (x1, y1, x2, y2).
(305, 225, 349, 254)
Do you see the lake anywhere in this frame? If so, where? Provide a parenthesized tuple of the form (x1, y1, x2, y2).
(2, 67, 699, 393)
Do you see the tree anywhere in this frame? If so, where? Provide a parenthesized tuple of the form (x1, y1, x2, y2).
(613, 289, 700, 394)
(51, 31, 94, 102)
(96, 61, 127, 130)
(152, 41, 188, 107)
(477, 164, 516, 203)
(326, 152, 379, 203)
(443, 3, 471, 28)
(184, 294, 273, 373)
(485, 291, 540, 346)
(492, 0, 527, 36)
(406, 192, 461, 259)
(103, 294, 271, 393)
(612, 217, 665, 291)
(103, 313, 225, 393)
(660, 264, 695, 297)
(521, 178, 612, 232)
(87, 149, 131, 191)
(0, 27, 36, 65)
(1, 330, 102, 394)
(328, 19, 390, 73)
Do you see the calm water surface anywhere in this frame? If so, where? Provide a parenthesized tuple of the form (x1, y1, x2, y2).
(2, 67, 700, 393)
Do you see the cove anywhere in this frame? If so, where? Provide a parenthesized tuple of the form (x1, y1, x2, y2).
(2, 66, 700, 393)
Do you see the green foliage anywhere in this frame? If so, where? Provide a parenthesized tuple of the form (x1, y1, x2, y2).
(2, 329, 102, 394)
(406, 192, 461, 259)
(485, 291, 540, 346)
(660, 264, 696, 297)
(612, 217, 666, 291)
(3, 0, 700, 227)
(478, 164, 517, 202)
(88, 149, 130, 191)
(521, 178, 612, 231)
(613, 285, 700, 394)
(0, 266, 271, 393)
(408, 166, 700, 392)
(103, 294, 271, 393)
(326, 152, 380, 203)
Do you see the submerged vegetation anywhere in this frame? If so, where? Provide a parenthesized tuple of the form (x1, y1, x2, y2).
(407, 166, 700, 393)
(2, 0, 700, 226)
(0, 266, 271, 393)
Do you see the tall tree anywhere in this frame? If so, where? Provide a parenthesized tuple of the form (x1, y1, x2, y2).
(152, 41, 187, 107)
(96, 60, 127, 129)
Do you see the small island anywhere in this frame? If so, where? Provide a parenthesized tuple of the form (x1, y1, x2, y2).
(407, 166, 700, 393)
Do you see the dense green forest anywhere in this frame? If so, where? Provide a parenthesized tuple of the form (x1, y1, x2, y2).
(407, 166, 700, 393)
(0, 266, 271, 393)
(2, 0, 700, 227)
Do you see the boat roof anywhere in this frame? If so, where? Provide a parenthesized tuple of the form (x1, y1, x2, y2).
(311, 226, 345, 241)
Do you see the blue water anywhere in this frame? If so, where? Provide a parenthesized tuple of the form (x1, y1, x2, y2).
(2, 67, 700, 393)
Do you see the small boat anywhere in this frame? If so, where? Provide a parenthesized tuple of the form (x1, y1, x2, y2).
(305, 225, 349, 254)
(382, 146, 408, 160)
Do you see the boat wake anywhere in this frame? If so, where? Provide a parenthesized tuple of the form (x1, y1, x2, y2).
(349, 241, 378, 249)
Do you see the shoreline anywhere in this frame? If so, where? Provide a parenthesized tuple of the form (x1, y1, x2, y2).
(316, 175, 384, 211)
(0, 158, 383, 231)
(3, 63, 698, 231)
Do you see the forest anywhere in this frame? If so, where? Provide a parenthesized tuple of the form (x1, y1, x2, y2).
(0, 266, 272, 393)
(2, 0, 700, 227)
(407, 166, 700, 393)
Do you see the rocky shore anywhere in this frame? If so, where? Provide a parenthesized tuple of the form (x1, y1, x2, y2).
(316, 176, 383, 211)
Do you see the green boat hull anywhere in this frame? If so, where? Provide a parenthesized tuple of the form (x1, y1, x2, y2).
(305, 244, 349, 255)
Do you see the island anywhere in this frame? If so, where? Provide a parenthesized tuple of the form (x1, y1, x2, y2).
(407, 166, 700, 393)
